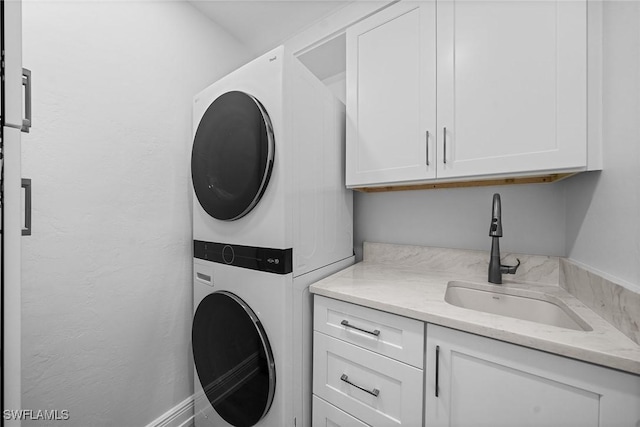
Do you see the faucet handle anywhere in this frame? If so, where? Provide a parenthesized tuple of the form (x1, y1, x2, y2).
(500, 258, 521, 275)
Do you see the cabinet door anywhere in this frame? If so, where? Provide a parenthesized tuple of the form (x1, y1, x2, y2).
(346, 1, 436, 187)
(425, 324, 640, 427)
(437, 0, 587, 179)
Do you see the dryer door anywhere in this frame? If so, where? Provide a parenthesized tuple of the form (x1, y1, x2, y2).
(192, 291, 276, 427)
(191, 91, 275, 221)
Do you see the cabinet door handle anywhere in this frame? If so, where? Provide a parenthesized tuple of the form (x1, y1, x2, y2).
(21, 178, 32, 236)
(426, 130, 430, 166)
(340, 320, 380, 337)
(443, 127, 447, 164)
(340, 374, 380, 397)
(435, 345, 440, 397)
(22, 68, 32, 133)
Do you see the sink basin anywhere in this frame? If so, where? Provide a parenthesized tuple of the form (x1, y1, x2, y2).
(444, 281, 592, 331)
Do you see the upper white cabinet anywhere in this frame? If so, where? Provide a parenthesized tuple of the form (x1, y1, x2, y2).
(437, 0, 587, 179)
(346, 1, 437, 187)
(346, 0, 594, 189)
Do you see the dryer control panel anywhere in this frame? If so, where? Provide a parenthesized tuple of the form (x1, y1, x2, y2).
(194, 240, 292, 275)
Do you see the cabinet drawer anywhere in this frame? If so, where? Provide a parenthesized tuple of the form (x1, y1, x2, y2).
(314, 295, 424, 368)
(313, 332, 423, 427)
(313, 395, 370, 427)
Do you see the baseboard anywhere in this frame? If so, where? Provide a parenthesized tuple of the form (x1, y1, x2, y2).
(145, 395, 194, 427)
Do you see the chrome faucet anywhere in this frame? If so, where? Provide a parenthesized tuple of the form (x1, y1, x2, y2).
(488, 193, 520, 284)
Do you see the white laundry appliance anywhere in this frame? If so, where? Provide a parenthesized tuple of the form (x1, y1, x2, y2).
(192, 256, 352, 427)
(191, 44, 352, 276)
(190, 45, 353, 427)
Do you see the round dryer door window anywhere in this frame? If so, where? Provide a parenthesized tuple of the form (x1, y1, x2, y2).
(191, 91, 275, 221)
(192, 291, 276, 427)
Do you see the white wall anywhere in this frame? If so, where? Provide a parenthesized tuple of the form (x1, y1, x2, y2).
(565, 1, 640, 291)
(353, 183, 567, 261)
(21, 2, 251, 425)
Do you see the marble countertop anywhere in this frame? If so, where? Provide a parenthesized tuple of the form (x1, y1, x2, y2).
(310, 247, 640, 376)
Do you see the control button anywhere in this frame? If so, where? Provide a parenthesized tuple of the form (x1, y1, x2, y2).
(222, 245, 235, 264)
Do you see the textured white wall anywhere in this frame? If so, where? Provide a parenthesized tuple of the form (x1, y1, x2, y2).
(565, 1, 640, 291)
(353, 183, 567, 261)
(21, 2, 251, 425)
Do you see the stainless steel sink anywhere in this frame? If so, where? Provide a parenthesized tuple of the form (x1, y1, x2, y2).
(444, 281, 592, 331)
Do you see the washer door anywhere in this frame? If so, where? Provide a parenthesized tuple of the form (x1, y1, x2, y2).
(192, 291, 276, 427)
(191, 91, 275, 221)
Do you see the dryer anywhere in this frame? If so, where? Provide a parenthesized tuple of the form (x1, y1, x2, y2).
(192, 45, 353, 277)
(191, 46, 354, 427)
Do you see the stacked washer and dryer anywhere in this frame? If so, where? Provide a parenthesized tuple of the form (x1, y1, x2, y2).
(190, 46, 354, 427)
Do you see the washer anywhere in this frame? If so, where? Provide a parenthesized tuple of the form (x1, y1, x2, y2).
(191, 45, 353, 277)
(191, 46, 354, 427)
(192, 252, 353, 427)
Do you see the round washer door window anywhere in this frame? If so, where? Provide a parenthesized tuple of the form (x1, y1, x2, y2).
(191, 91, 275, 221)
(192, 291, 276, 427)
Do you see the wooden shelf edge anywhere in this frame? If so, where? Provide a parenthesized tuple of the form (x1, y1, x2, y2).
(351, 173, 577, 193)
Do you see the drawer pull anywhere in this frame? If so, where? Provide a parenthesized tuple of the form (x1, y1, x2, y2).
(340, 374, 380, 397)
(340, 320, 380, 337)
(435, 345, 440, 397)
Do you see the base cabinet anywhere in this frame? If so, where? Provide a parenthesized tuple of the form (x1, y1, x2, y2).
(425, 324, 640, 427)
(312, 297, 640, 427)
